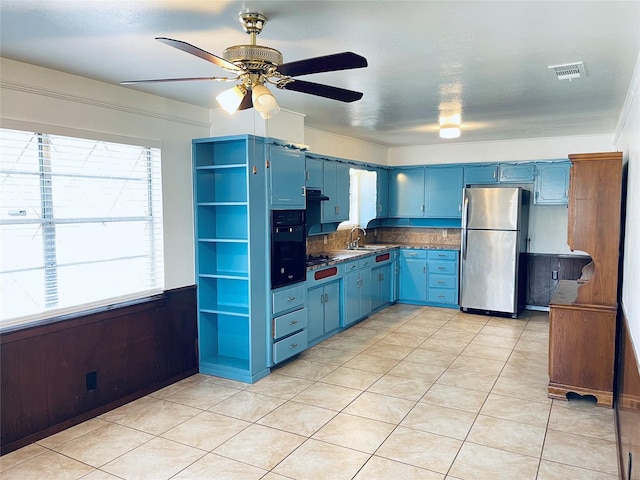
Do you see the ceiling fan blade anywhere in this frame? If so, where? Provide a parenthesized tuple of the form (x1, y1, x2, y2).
(120, 77, 232, 84)
(281, 80, 363, 102)
(156, 37, 240, 71)
(238, 90, 253, 110)
(277, 52, 367, 77)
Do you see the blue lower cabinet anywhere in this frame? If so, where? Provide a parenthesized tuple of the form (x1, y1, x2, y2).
(399, 250, 427, 303)
(399, 249, 459, 308)
(371, 263, 392, 311)
(342, 258, 373, 327)
(307, 281, 341, 344)
(273, 330, 308, 364)
(271, 284, 307, 365)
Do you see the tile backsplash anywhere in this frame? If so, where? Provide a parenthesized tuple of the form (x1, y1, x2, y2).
(307, 227, 461, 255)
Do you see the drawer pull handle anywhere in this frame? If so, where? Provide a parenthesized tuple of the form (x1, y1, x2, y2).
(287, 296, 296, 301)
(289, 320, 298, 325)
(289, 343, 298, 349)
(438, 295, 445, 299)
(438, 281, 445, 285)
(438, 267, 446, 270)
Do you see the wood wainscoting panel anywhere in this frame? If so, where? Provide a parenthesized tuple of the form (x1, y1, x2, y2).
(0, 286, 198, 455)
(616, 308, 640, 480)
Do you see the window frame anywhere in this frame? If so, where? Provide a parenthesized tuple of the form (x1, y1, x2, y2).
(0, 127, 164, 330)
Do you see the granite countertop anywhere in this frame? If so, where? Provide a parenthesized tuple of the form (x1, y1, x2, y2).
(307, 243, 460, 271)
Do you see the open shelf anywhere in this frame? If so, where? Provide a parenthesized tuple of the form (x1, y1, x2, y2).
(196, 205, 248, 240)
(198, 277, 249, 312)
(197, 241, 248, 277)
(195, 168, 247, 203)
(193, 139, 247, 167)
(198, 311, 250, 366)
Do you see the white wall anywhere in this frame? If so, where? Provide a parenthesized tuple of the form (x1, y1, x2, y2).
(304, 126, 388, 165)
(388, 134, 613, 166)
(615, 52, 640, 363)
(0, 58, 210, 289)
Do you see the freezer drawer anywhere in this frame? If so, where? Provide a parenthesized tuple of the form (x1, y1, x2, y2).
(460, 229, 519, 314)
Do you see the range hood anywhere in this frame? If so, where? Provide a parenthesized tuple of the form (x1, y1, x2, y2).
(306, 189, 330, 201)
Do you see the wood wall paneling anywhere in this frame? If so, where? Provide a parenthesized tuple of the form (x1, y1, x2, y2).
(617, 310, 640, 480)
(0, 286, 197, 455)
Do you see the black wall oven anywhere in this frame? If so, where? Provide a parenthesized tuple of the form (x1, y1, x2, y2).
(271, 210, 306, 289)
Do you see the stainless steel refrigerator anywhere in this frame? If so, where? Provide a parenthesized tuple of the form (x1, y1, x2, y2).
(460, 187, 529, 317)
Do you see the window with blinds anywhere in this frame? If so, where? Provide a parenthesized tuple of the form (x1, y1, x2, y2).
(0, 128, 164, 328)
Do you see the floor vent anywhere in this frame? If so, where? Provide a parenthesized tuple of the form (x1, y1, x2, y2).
(548, 62, 585, 81)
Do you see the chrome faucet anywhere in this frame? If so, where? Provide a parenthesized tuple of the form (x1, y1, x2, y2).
(347, 226, 366, 249)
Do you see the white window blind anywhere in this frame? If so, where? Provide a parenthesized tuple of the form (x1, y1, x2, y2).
(0, 128, 164, 328)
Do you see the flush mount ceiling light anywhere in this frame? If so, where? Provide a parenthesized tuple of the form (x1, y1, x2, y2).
(121, 12, 368, 118)
(439, 114, 461, 139)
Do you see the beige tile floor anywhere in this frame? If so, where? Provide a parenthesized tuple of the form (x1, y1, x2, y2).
(0, 304, 619, 480)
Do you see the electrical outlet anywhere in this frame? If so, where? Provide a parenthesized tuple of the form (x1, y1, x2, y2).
(323, 235, 327, 245)
(442, 229, 447, 238)
(552, 270, 558, 280)
(86, 371, 97, 391)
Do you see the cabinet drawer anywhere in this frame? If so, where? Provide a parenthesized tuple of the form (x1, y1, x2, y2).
(273, 284, 306, 315)
(273, 308, 307, 340)
(429, 261, 456, 275)
(427, 289, 457, 304)
(273, 330, 308, 364)
(428, 274, 457, 289)
(345, 262, 359, 273)
(358, 256, 373, 269)
(401, 249, 427, 259)
(427, 250, 456, 260)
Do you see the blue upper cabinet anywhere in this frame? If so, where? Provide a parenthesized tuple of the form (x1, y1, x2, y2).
(267, 143, 306, 209)
(463, 164, 499, 185)
(322, 160, 350, 223)
(534, 162, 570, 205)
(499, 163, 536, 183)
(425, 166, 463, 218)
(376, 167, 389, 218)
(389, 167, 425, 217)
(305, 156, 323, 189)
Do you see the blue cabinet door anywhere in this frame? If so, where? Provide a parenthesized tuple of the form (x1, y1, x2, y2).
(307, 285, 325, 343)
(372, 263, 392, 310)
(499, 164, 535, 183)
(376, 168, 389, 218)
(534, 162, 570, 205)
(464, 165, 499, 185)
(425, 166, 463, 218)
(323, 281, 341, 334)
(268, 144, 305, 209)
(399, 257, 427, 302)
(359, 265, 372, 318)
(322, 160, 351, 222)
(343, 269, 361, 326)
(389, 168, 425, 217)
(335, 162, 351, 222)
(305, 156, 324, 189)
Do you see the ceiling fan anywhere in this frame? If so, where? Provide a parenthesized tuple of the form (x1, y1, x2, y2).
(121, 12, 368, 119)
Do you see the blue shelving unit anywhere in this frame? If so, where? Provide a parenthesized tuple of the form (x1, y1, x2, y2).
(192, 135, 269, 383)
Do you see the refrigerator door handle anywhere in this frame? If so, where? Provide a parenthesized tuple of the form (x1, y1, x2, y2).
(461, 195, 469, 261)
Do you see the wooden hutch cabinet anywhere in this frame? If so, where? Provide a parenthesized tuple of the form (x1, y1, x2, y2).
(548, 152, 623, 407)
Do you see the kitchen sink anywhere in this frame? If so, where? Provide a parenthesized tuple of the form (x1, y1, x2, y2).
(345, 244, 394, 251)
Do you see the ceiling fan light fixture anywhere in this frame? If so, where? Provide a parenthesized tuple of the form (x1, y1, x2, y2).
(439, 125, 461, 139)
(252, 83, 278, 112)
(216, 84, 246, 114)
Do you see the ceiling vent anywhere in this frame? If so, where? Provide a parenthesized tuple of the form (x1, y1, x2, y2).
(548, 62, 585, 81)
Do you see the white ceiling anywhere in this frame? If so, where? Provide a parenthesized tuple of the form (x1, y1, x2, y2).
(1, 1, 639, 147)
